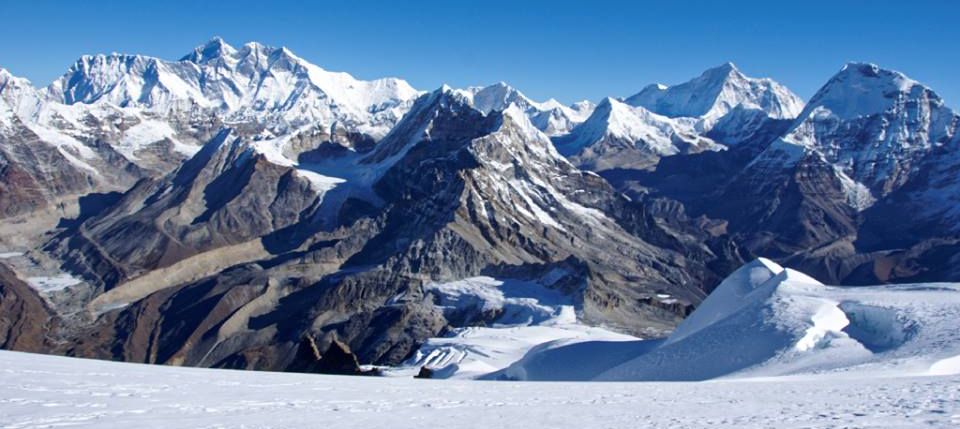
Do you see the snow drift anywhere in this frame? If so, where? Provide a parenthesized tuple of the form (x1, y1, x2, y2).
(497, 258, 960, 381)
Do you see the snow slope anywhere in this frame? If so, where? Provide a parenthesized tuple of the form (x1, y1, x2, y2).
(555, 97, 723, 159)
(625, 62, 804, 132)
(500, 258, 960, 382)
(454, 82, 595, 136)
(1, 350, 958, 429)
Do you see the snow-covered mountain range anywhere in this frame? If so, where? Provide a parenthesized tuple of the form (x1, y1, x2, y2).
(556, 63, 805, 171)
(48, 37, 421, 138)
(2, 38, 960, 383)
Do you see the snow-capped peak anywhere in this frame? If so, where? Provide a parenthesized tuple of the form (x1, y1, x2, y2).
(0, 67, 16, 82)
(450, 82, 595, 136)
(362, 85, 483, 164)
(46, 52, 210, 107)
(700, 61, 740, 81)
(0, 67, 35, 97)
(41, 38, 420, 138)
(625, 62, 804, 131)
(180, 36, 238, 64)
(749, 62, 959, 210)
(555, 97, 722, 160)
(798, 62, 932, 121)
(456, 82, 542, 114)
(0, 68, 48, 123)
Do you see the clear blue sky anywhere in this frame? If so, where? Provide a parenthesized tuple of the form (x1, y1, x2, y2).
(1, 0, 958, 106)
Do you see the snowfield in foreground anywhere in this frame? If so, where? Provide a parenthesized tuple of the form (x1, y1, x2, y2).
(4, 258, 960, 427)
(1, 350, 958, 429)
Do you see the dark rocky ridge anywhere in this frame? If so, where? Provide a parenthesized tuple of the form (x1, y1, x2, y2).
(5, 89, 735, 373)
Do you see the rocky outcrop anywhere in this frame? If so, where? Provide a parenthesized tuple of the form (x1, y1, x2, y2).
(0, 264, 59, 353)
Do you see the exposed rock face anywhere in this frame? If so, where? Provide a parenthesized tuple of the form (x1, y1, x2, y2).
(47, 129, 324, 293)
(0, 87, 147, 246)
(0, 264, 59, 353)
(21, 87, 734, 372)
(286, 335, 375, 375)
(606, 63, 960, 286)
(360, 92, 721, 333)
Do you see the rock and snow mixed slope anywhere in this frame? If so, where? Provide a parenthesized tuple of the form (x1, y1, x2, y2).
(6, 40, 960, 396)
(453, 82, 595, 136)
(557, 63, 803, 171)
(625, 62, 804, 132)
(747, 63, 960, 211)
(612, 62, 960, 286)
(554, 97, 723, 170)
(33, 85, 723, 374)
(498, 258, 960, 382)
(0, 38, 421, 242)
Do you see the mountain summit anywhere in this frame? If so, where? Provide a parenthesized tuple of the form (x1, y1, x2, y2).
(46, 39, 420, 139)
(556, 63, 801, 171)
(625, 62, 804, 131)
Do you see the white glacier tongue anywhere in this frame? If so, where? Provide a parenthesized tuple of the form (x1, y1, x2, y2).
(625, 62, 805, 131)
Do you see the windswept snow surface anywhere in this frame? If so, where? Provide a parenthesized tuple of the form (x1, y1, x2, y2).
(500, 258, 960, 382)
(1, 350, 959, 428)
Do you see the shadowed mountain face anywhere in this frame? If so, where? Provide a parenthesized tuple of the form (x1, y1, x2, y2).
(598, 63, 960, 286)
(22, 87, 733, 371)
(0, 264, 59, 353)
(2, 47, 960, 376)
